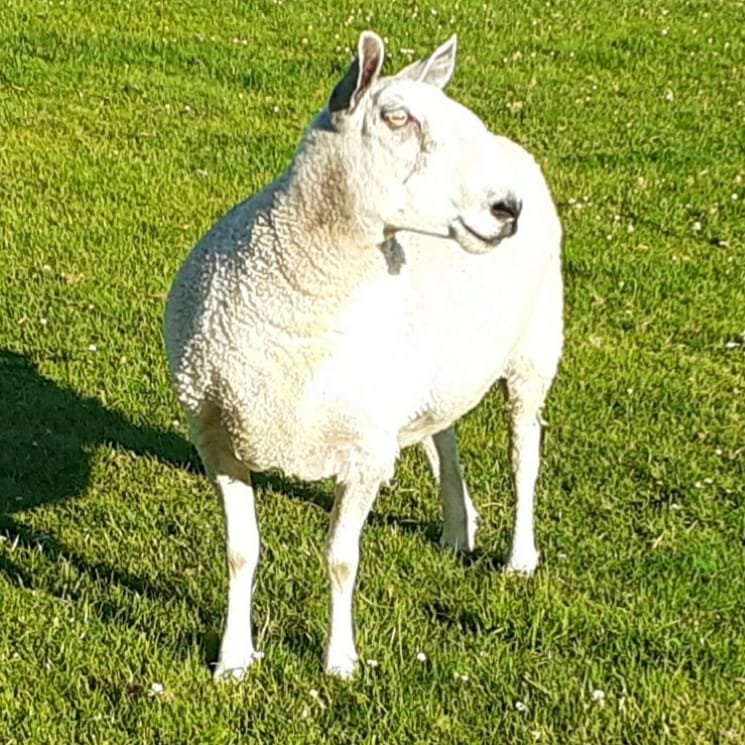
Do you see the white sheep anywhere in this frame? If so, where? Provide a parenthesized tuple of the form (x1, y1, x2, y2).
(165, 31, 563, 680)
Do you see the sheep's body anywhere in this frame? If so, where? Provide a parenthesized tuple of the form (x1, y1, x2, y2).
(165, 33, 562, 680)
(168, 137, 560, 480)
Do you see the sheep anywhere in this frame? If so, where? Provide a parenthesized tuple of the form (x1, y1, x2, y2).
(164, 31, 563, 681)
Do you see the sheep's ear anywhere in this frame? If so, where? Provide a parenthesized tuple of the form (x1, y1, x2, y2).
(329, 31, 385, 113)
(395, 34, 457, 89)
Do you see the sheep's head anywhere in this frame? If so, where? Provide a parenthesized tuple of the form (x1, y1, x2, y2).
(324, 31, 522, 254)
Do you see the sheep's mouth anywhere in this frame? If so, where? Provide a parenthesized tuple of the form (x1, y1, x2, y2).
(449, 217, 505, 254)
(459, 219, 501, 245)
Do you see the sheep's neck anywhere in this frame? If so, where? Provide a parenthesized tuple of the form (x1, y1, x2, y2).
(258, 160, 385, 296)
(229, 168, 387, 343)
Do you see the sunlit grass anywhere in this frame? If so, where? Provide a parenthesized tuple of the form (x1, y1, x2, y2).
(1, 0, 743, 742)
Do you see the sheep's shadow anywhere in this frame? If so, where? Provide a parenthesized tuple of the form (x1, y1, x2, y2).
(0, 349, 197, 602)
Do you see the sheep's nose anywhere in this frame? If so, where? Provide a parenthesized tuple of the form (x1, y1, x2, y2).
(490, 196, 521, 237)
(490, 197, 522, 222)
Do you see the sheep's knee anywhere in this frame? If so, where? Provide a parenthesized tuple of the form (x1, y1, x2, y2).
(326, 534, 359, 589)
(328, 556, 354, 590)
(227, 548, 253, 577)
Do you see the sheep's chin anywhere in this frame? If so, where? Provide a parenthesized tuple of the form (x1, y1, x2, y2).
(449, 218, 503, 255)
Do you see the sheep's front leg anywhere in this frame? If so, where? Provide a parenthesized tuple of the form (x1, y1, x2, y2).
(422, 427, 479, 552)
(504, 377, 547, 576)
(209, 466, 262, 681)
(325, 476, 379, 679)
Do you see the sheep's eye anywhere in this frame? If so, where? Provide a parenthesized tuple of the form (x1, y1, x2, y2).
(383, 108, 410, 129)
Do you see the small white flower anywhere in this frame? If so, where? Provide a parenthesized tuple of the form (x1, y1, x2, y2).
(308, 689, 327, 710)
(453, 671, 469, 682)
(592, 689, 605, 704)
(88, 344, 97, 352)
(692, 221, 702, 231)
(149, 682, 164, 697)
(416, 652, 427, 663)
(515, 700, 528, 713)
(365, 658, 379, 668)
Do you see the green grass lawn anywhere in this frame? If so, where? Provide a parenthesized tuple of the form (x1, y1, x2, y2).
(1, 0, 743, 742)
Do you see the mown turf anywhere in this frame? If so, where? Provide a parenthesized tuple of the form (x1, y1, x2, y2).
(1, 1, 743, 742)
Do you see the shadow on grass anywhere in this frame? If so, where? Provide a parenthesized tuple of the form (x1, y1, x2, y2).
(0, 348, 198, 596)
(0, 350, 196, 502)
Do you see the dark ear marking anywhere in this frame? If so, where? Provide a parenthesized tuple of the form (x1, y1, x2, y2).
(329, 58, 361, 113)
(329, 31, 385, 113)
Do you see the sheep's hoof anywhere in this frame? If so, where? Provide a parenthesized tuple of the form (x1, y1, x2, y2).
(325, 653, 358, 680)
(213, 651, 264, 682)
(504, 551, 539, 577)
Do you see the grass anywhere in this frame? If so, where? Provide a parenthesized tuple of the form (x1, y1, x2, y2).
(1, 0, 743, 742)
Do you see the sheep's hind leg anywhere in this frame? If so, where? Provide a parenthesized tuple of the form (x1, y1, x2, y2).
(194, 418, 262, 681)
(422, 427, 479, 552)
(325, 473, 381, 679)
(504, 375, 548, 576)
